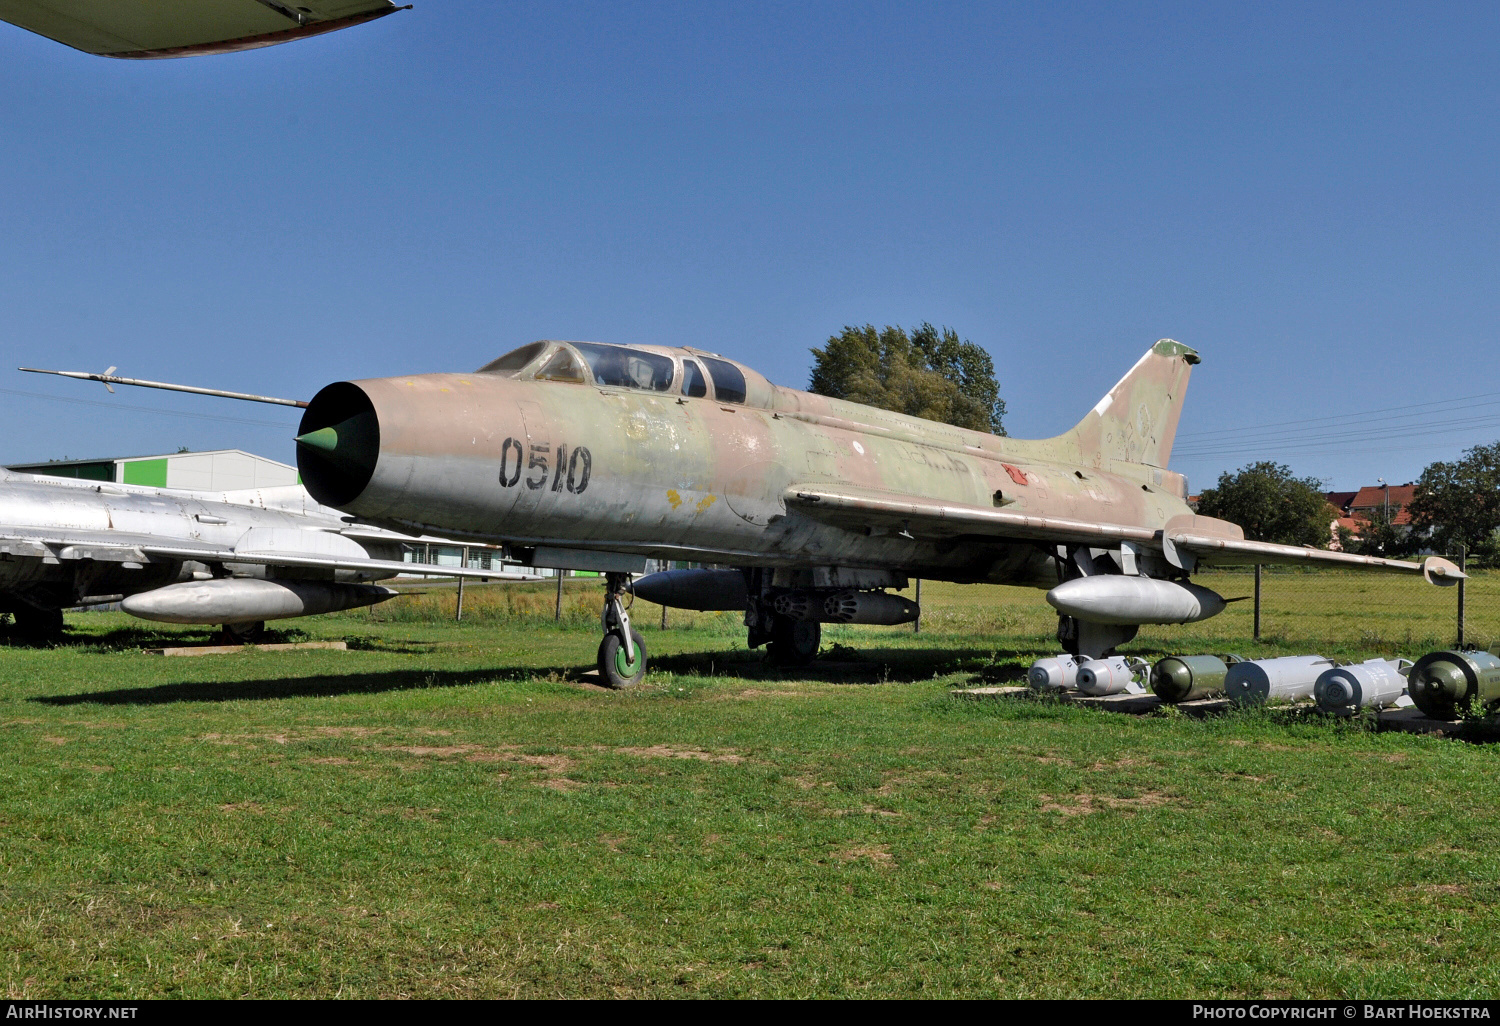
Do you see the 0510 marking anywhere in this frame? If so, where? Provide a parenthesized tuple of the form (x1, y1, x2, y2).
(499, 439, 592, 494)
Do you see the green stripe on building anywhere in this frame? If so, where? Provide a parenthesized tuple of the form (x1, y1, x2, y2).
(121, 459, 169, 487)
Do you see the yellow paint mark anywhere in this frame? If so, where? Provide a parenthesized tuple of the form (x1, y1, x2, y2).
(440, 387, 450, 392)
(695, 495, 717, 514)
(666, 489, 683, 510)
(459, 380, 472, 386)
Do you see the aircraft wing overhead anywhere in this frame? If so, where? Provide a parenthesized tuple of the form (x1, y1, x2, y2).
(0, 526, 539, 581)
(1163, 529, 1464, 581)
(784, 484, 1160, 547)
(0, 0, 404, 59)
(785, 485, 1463, 582)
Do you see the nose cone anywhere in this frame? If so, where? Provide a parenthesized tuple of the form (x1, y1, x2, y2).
(1151, 658, 1195, 702)
(295, 412, 378, 467)
(295, 426, 339, 453)
(1408, 659, 1468, 717)
(1315, 672, 1356, 712)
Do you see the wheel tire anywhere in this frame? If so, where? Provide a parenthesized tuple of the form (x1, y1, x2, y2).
(767, 617, 820, 666)
(220, 621, 266, 644)
(13, 606, 64, 640)
(597, 628, 648, 688)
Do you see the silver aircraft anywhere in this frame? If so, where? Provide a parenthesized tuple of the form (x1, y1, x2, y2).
(0, 469, 532, 640)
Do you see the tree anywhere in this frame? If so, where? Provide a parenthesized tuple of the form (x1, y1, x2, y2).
(808, 323, 1007, 435)
(1195, 462, 1336, 547)
(1406, 442, 1500, 557)
(1350, 502, 1414, 558)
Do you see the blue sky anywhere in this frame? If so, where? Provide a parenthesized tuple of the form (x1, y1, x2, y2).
(1, 2, 1496, 493)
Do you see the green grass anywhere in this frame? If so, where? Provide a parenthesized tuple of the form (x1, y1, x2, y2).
(2, 574, 1498, 998)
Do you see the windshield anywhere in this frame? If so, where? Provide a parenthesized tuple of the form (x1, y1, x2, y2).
(573, 342, 675, 392)
(476, 342, 547, 374)
(534, 347, 588, 384)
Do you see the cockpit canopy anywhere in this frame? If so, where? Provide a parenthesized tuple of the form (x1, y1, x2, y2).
(477, 341, 754, 406)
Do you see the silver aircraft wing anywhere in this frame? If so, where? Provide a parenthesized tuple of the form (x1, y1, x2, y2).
(0, 526, 540, 581)
(784, 484, 1463, 583)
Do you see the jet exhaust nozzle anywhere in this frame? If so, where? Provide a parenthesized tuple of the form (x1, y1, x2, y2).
(121, 578, 397, 625)
(1046, 576, 1225, 626)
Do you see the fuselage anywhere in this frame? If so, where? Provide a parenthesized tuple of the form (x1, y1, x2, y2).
(297, 341, 1194, 587)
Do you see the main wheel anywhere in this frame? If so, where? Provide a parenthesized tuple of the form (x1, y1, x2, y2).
(767, 616, 820, 666)
(597, 628, 648, 688)
(219, 620, 266, 644)
(12, 606, 64, 640)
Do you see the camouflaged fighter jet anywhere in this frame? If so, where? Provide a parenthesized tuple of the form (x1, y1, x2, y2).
(288, 338, 1462, 687)
(0, 469, 533, 641)
(0, 0, 404, 60)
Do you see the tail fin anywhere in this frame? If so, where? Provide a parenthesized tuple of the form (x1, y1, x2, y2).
(1057, 339, 1198, 468)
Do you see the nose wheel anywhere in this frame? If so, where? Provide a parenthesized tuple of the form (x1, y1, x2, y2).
(597, 572, 648, 688)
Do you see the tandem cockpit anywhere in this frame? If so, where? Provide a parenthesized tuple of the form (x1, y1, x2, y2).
(477, 341, 770, 407)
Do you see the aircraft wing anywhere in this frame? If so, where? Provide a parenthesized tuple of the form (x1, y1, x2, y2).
(0, 0, 403, 59)
(0, 526, 540, 581)
(784, 485, 1463, 583)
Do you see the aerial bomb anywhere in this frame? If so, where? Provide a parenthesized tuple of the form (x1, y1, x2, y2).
(1313, 658, 1412, 714)
(121, 578, 397, 625)
(1224, 655, 1335, 705)
(631, 569, 748, 611)
(1028, 654, 1081, 690)
(1045, 576, 1226, 626)
(1075, 656, 1147, 696)
(1150, 654, 1240, 703)
(1406, 650, 1500, 719)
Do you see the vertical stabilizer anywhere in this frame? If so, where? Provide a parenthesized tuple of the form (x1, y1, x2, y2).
(1056, 339, 1198, 468)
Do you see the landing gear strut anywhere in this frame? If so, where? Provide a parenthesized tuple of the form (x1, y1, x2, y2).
(1055, 614, 1138, 659)
(597, 572, 647, 688)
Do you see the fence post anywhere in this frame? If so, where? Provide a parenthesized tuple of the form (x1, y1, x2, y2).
(1457, 544, 1467, 648)
(555, 570, 564, 622)
(455, 546, 467, 622)
(660, 601, 668, 630)
(913, 578, 922, 634)
(1253, 564, 1262, 641)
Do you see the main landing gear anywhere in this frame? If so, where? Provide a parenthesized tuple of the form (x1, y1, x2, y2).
(766, 615, 820, 666)
(8, 605, 64, 642)
(597, 572, 647, 689)
(218, 620, 267, 645)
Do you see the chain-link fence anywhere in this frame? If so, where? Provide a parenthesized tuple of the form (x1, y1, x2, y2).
(1184, 556, 1491, 653)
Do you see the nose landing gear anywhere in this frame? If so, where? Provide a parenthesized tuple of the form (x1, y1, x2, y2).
(597, 572, 647, 688)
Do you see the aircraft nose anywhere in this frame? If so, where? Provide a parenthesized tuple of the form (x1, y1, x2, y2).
(296, 382, 380, 507)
